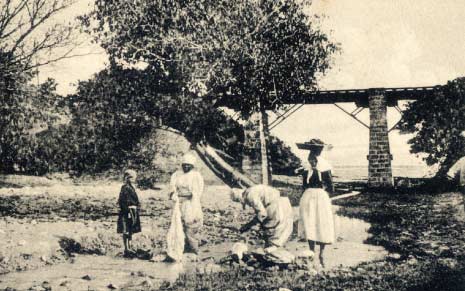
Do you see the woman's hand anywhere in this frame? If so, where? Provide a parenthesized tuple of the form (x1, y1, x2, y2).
(171, 193, 179, 202)
(294, 166, 305, 175)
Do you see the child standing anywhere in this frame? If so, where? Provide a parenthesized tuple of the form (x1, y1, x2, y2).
(117, 169, 141, 256)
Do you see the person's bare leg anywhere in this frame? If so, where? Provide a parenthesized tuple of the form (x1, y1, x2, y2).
(128, 234, 133, 251)
(319, 243, 326, 268)
(123, 234, 129, 253)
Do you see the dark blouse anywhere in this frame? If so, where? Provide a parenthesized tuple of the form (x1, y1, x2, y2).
(118, 184, 140, 214)
(302, 169, 334, 195)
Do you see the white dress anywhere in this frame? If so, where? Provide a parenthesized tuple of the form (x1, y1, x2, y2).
(298, 157, 335, 244)
(170, 170, 204, 226)
(263, 197, 294, 247)
(244, 185, 293, 247)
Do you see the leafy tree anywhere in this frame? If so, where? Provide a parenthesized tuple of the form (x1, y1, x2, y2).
(0, 77, 67, 175)
(81, 0, 337, 117)
(398, 77, 465, 176)
(269, 136, 302, 175)
(0, 0, 79, 174)
(0, 51, 35, 172)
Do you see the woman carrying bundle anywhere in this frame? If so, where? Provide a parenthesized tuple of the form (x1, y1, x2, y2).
(296, 138, 335, 268)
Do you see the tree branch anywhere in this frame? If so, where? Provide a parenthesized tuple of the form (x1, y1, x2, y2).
(10, 0, 73, 55)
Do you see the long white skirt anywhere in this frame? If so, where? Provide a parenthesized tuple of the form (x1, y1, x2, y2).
(298, 188, 335, 244)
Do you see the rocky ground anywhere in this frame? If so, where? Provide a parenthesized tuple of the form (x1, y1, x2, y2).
(0, 176, 257, 277)
(159, 191, 465, 291)
(1, 175, 463, 290)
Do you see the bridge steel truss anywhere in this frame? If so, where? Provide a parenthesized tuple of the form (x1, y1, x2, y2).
(219, 86, 441, 188)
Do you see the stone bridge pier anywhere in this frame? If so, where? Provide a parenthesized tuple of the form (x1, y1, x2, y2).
(240, 92, 395, 188)
(367, 89, 393, 188)
(235, 87, 438, 188)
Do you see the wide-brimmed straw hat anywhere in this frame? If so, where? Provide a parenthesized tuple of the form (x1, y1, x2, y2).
(296, 138, 329, 150)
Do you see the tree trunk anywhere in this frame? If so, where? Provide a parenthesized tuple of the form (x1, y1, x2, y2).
(195, 143, 256, 189)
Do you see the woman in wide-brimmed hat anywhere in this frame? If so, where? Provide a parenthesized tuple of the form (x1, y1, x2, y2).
(296, 138, 335, 268)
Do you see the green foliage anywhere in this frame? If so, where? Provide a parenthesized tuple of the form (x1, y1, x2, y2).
(47, 65, 158, 175)
(82, 0, 337, 116)
(398, 77, 465, 175)
(269, 136, 301, 175)
(0, 51, 57, 174)
(0, 0, 78, 175)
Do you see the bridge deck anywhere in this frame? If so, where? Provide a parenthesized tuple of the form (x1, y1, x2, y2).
(286, 86, 441, 104)
(217, 85, 442, 108)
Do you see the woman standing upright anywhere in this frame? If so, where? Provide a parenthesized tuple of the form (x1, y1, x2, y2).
(169, 153, 204, 255)
(296, 139, 335, 268)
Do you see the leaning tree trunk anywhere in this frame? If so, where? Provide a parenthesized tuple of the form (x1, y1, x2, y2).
(195, 143, 256, 189)
(155, 126, 256, 189)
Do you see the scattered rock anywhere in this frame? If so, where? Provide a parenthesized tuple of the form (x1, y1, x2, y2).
(40, 255, 47, 262)
(296, 250, 314, 259)
(41, 281, 51, 291)
(28, 285, 45, 291)
(107, 283, 117, 289)
(307, 269, 318, 276)
(230, 242, 248, 260)
(279, 288, 292, 291)
(201, 256, 215, 262)
(266, 265, 280, 272)
(388, 253, 401, 260)
(59, 280, 71, 287)
(184, 253, 198, 262)
(81, 274, 93, 281)
(438, 258, 458, 269)
(140, 279, 153, 288)
(151, 254, 166, 262)
(22, 253, 32, 260)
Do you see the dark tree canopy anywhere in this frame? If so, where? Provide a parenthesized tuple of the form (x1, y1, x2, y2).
(399, 77, 465, 176)
(0, 0, 79, 174)
(81, 0, 337, 116)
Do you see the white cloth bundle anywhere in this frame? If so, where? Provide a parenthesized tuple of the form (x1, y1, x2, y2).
(166, 201, 185, 261)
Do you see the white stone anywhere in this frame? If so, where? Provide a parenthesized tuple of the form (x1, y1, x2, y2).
(230, 242, 248, 260)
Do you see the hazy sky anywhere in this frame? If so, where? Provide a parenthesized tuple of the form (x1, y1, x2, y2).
(40, 0, 465, 175)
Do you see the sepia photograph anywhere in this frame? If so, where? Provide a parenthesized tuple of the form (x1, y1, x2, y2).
(0, 0, 464, 290)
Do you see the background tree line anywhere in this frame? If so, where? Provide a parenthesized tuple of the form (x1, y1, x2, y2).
(1, 0, 463, 183)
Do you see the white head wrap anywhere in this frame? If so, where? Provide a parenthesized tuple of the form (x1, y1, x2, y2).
(182, 153, 197, 166)
(230, 188, 245, 203)
(124, 169, 137, 179)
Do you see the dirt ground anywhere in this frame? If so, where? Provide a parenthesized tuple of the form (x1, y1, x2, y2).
(0, 175, 394, 290)
(0, 175, 255, 275)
